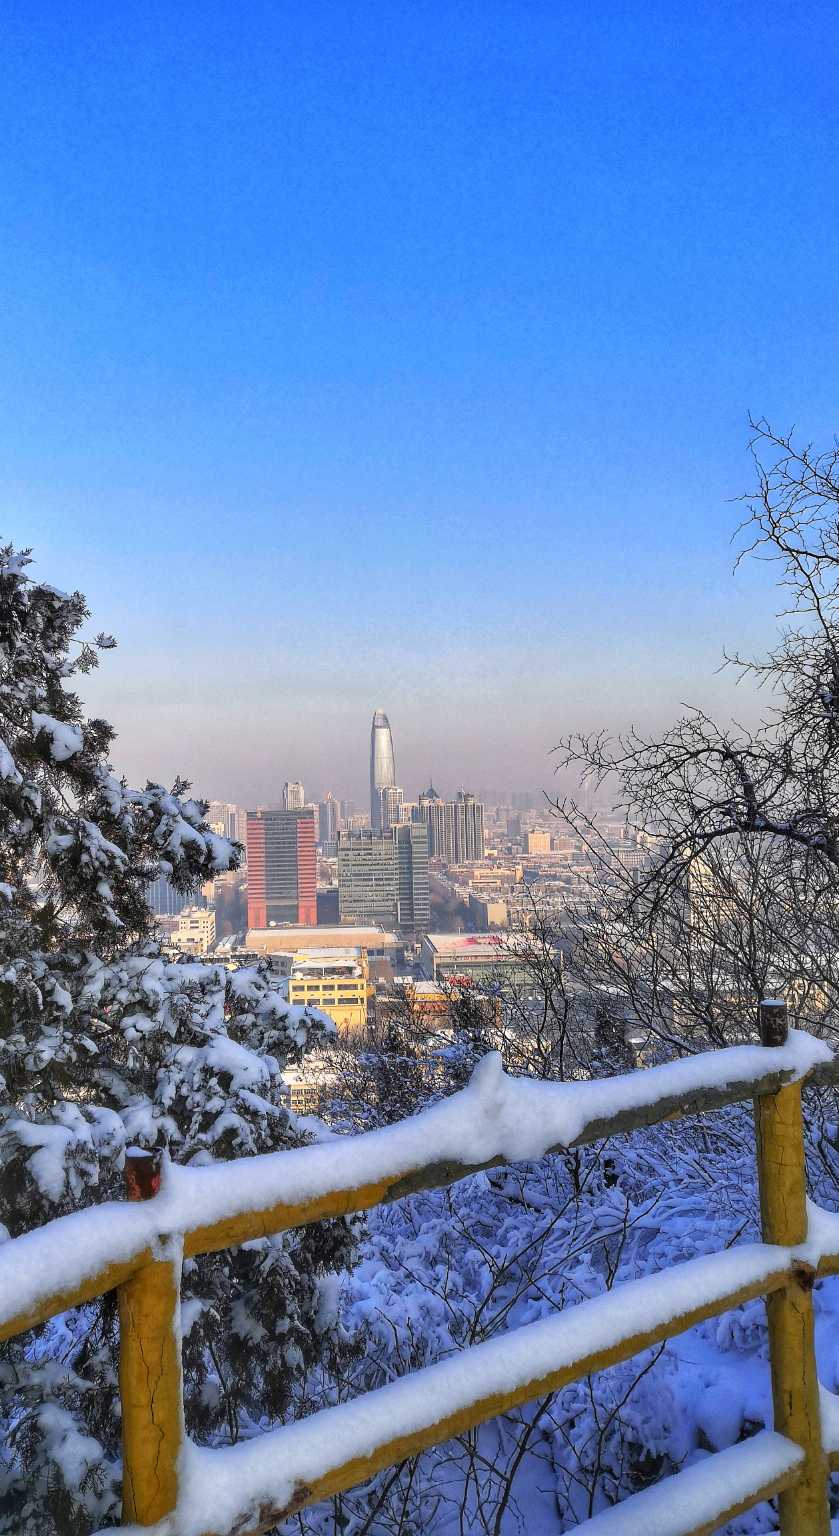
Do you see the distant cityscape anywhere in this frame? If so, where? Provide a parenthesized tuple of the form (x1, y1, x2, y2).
(147, 707, 645, 1052)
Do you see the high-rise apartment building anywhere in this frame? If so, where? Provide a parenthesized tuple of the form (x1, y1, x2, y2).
(282, 781, 305, 811)
(454, 791, 485, 862)
(416, 787, 485, 863)
(416, 784, 452, 860)
(338, 822, 429, 932)
(376, 783, 404, 834)
(370, 710, 396, 832)
(318, 793, 339, 849)
(246, 809, 317, 928)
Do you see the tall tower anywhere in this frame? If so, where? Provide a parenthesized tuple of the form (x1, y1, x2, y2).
(370, 709, 396, 832)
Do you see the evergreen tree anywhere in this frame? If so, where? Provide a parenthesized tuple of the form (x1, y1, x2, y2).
(0, 546, 356, 1533)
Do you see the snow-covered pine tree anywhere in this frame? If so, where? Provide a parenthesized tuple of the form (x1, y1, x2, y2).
(0, 545, 356, 1533)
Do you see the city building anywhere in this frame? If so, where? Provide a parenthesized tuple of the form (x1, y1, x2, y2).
(147, 875, 191, 918)
(416, 787, 485, 863)
(420, 932, 530, 986)
(282, 781, 305, 811)
(376, 978, 502, 1032)
(245, 924, 400, 960)
(376, 783, 404, 833)
(287, 948, 369, 1033)
(245, 809, 317, 928)
(370, 709, 396, 832)
(338, 821, 430, 931)
(469, 892, 509, 929)
(318, 793, 339, 851)
(454, 791, 485, 862)
(525, 829, 551, 855)
(416, 784, 451, 859)
(395, 820, 430, 930)
(282, 1071, 323, 1116)
(206, 801, 247, 845)
(171, 906, 216, 955)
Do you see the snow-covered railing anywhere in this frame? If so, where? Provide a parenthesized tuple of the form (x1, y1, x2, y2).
(3, 1003, 839, 1536)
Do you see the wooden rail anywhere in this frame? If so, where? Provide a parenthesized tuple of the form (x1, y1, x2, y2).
(3, 1002, 839, 1535)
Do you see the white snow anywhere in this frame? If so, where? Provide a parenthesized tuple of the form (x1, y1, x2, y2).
(0, 1202, 158, 1333)
(31, 712, 84, 761)
(0, 549, 31, 577)
(151, 1032, 832, 1240)
(820, 1385, 839, 1457)
(802, 1199, 839, 1266)
(567, 1431, 803, 1534)
(98, 1244, 794, 1536)
(1, 1032, 835, 1339)
(0, 738, 22, 783)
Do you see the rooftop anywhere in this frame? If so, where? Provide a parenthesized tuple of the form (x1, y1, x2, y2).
(422, 932, 525, 957)
(246, 926, 399, 952)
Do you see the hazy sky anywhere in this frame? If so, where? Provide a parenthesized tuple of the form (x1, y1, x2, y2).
(4, 2, 838, 805)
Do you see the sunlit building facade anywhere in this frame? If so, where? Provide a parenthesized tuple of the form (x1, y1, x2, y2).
(338, 822, 430, 932)
(246, 809, 317, 928)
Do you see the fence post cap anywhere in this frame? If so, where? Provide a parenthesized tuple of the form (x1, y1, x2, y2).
(124, 1146, 164, 1201)
(758, 998, 789, 1047)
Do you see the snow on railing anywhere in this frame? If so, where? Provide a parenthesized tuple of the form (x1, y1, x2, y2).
(2, 1002, 839, 1536)
(0, 1028, 830, 1343)
(568, 1432, 804, 1536)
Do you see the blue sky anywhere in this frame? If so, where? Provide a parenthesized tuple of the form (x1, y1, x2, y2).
(3, 1, 837, 804)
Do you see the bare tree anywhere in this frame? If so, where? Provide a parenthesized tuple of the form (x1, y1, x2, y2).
(553, 420, 839, 1049)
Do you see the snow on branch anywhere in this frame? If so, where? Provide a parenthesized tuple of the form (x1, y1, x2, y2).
(31, 712, 85, 763)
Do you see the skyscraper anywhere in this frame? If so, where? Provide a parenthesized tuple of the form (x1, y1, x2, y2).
(416, 787, 485, 863)
(454, 791, 485, 862)
(377, 783, 404, 833)
(394, 821, 430, 929)
(370, 710, 396, 832)
(246, 809, 317, 928)
(318, 793, 339, 849)
(416, 784, 453, 860)
(338, 821, 430, 932)
(283, 781, 305, 811)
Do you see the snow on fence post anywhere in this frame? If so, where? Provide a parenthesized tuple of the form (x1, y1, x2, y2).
(118, 1150, 184, 1526)
(755, 1000, 830, 1534)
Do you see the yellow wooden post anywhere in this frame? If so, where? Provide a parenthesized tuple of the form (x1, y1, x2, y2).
(118, 1150, 184, 1525)
(754, 999, 829, 1535)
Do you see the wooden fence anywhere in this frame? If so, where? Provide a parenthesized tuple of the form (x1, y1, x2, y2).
(3, 1000, 839, 1536)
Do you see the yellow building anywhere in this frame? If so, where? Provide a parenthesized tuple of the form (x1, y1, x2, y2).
(525, 830, 551, 854)
(288, 948, 369, 1034)
(172, 905, 216, 955)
